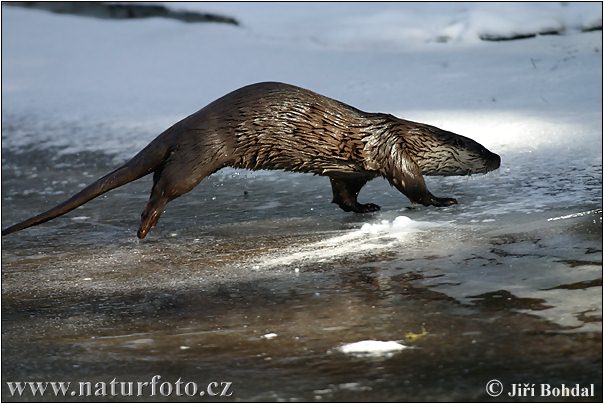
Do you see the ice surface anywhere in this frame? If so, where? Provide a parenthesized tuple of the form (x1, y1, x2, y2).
(2, 2, 601, 325)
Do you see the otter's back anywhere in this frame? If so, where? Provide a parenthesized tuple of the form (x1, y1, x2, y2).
(207, 82, 375, 175)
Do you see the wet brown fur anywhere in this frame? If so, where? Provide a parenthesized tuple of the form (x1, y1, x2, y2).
(2, 82, 500, 239)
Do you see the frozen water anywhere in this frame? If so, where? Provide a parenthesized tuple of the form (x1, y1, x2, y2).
(1, 3, 602, 402)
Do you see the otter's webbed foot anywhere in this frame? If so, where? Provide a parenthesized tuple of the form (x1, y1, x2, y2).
(426, 195, 457, 207)
(356, 202, 381, 213)
(339, 202, 381, 213)
(329, 177, 379, 214)
(138, 196, 167, 239)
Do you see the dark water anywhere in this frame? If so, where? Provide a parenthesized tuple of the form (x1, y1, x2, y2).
(1, 123, 602, 401)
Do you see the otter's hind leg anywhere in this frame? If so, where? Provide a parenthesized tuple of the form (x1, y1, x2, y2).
(137, 170, 169, 239)
(329, 176, 380, 213)
(137, 161, 219, 239)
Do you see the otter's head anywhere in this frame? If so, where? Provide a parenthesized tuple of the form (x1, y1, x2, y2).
(402, 124, 501, 176)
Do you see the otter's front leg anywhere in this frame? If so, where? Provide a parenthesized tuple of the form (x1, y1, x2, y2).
(385, 159, 457, 207)
(329, 176, 380, 213)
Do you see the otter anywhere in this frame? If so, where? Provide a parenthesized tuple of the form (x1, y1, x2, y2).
(2, 82, 500, 239)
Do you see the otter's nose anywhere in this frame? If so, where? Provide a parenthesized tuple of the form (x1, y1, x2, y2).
(488, 153, 501, 171)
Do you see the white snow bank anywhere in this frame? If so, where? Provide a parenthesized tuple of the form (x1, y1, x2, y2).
(172, 2, 601, 46)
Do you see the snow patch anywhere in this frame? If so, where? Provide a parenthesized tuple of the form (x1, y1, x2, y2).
(360, 215, 433, 234)
(262, 333, 278, 340)
(547, 209, 602, 222)
(258, 216, 441, 268)
(71, 216, 90, 221)
(337, 340, 408, 358)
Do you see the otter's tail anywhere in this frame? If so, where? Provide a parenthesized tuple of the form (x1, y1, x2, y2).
(2, 138, 171, 236)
